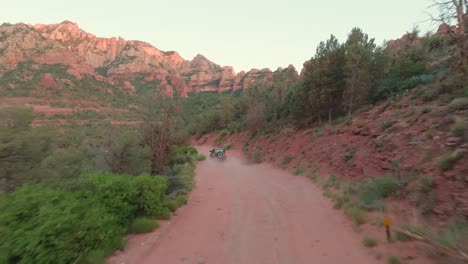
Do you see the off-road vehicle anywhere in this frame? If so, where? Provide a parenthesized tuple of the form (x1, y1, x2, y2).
(209, 148, 227, 161)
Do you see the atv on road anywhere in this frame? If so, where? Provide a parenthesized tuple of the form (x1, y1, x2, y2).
(209, 148, 227, 161)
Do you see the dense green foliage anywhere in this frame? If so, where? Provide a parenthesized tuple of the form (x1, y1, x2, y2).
(181, 27, 463, 136)
(0, 172, 168, 263)
(0, 103, 202, 263)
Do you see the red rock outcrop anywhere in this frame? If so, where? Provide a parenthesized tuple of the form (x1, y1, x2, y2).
(1, 21, 299, 96)
(39, 73, 60, 89)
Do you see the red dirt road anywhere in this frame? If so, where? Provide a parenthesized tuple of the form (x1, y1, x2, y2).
(108, 147, 377, 264)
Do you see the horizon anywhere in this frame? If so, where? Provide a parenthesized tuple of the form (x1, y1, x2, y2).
(2, 0, 437, 72)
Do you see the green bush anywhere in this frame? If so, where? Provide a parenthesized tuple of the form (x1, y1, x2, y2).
(215, 130, 229, 145)
(159, 209, 171, 220)
(417, 176, 437, 193)
(342, 148, 357, 163)
(0, 185, 125, 264)
(333, 192, 350, 209)
(165, 199, 178, 212)
(165, 176, 185, 195)
(133, 174, 168, 217)
(176, 195, 188, 206)
(362, 235, 377, 247)
(249, 149, 264, 164)
(196, 154, 206, 161)
(224, 143, 233, 150)
(281, 154, 294, 166)
(436, 221, 468, 249)
(171, 146, 198, 164)
(450, 120, 467, 139)
(128, 218, 159, 234)
(438, 150, 464, 171)
(80, 173, 138, 226)
(358, 176, 400, 210)
(344, 204, 366, 225)
(294, 166, 305, 175)
(323, 175, 340, 189)
(387, 255, 401, 264)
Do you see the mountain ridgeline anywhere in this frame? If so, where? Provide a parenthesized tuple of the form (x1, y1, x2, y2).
(0, 20, 298, 98)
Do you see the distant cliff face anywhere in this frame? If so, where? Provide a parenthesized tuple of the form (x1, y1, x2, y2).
(0, 21, 299, 97)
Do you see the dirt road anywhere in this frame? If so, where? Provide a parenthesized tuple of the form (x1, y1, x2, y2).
(108, 147, 377, 264)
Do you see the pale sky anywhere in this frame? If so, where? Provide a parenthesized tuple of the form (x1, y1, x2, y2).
(1, 0, 436, 72)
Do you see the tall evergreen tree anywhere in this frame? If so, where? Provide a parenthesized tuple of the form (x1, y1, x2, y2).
(343, 28, 376, 114)
(303, 35, 346, 123)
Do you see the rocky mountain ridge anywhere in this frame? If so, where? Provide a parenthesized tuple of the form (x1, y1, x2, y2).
(0, 21, 299, 97)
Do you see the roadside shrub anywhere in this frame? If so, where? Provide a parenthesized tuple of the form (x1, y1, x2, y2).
(387, 255, 401, 264)
(362, 235, 377, 247)
(342, 148, 357, 163)
(381, 119, 397, 130)
(128, 218, 159, 234)
(323, 175, 340, 189)
(166, 199, 178, 212)
(172, 164, 185, 175)
(438, 150, 464, 171)
(249, 149, 264, 164)
(281, 154, 293, 167)
(450, 120, 467, 139)
(165, 176, 185, 195)
(224, 143, 233, 150)
(176, 195, 188, 206)
(133, 174, 168, 217)
(417, 176, 437, 193)
(80, 173, 138, 226)
(294, 166, 305, 175)
(159, 209, 171, 220)
(171, 146, 198, 164)
(215, 130, 229, 145)
(333, 192, 350, 209)
(0, 185, 125, 264)
(436, 221, 468, 249)
(196, 154, 206, 161)
(358, 176, 400, 210)
(344, 203, 366, 225)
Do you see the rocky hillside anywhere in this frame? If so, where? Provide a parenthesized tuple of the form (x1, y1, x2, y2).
(0, 21, 298, 98)
(200, 91, 468, 220)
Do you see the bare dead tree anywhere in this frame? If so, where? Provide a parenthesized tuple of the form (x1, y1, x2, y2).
(431, 0, 468, 73)
(141, 92, 182, 174)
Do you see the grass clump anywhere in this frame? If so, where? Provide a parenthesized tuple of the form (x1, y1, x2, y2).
(438, 150, 464, 171)
(323, 175, 340, 189)
(344, 203, 367, 225)
(358, 176, 400, 210)
(294, 166, 305, 175)
(215, 129, 229, 145)
(281, 154, 294, 167)
(224, 143, 233, 150)
(436, 221, 468, 249)
(362, 235, 378, 247)
(387, 255, 401, 264)
(128, 218, 159, 234)
(381, 119, 397, 130)
(249, 149, 264, 164)
(195, 154, 206, 161)
(166, 199, 178, 212)
(176, 195, 188, 207)
(417, 176, 437, 193)
(342, 148, 357, 163)
(450, 120, 467, 139)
